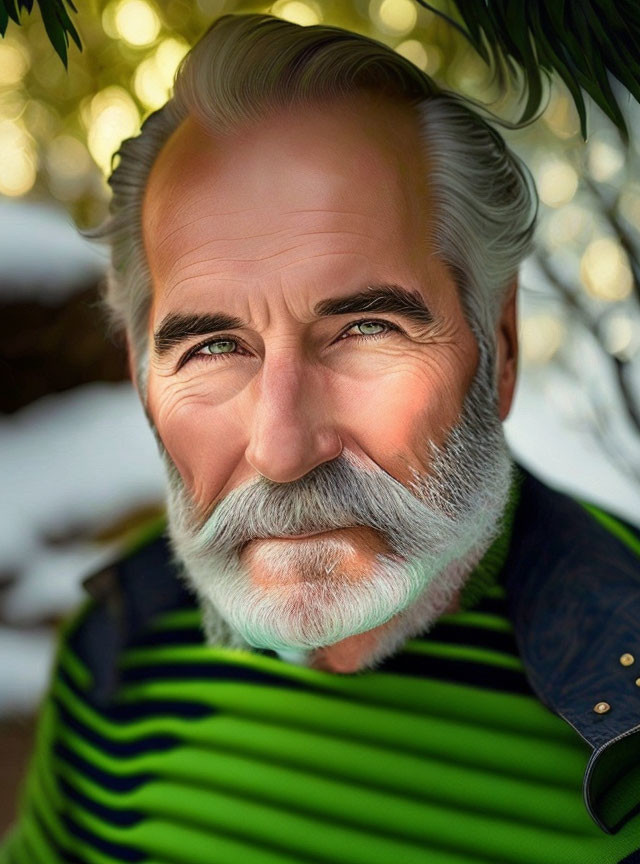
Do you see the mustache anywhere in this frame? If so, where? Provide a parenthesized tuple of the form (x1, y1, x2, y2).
(173, 445, 485, 564)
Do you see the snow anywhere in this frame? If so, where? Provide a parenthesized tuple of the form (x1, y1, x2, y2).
(0, 627, 57, 717)
(0, 382, 166, 718)
(0, 198, 109, 303)
(0, 382, 164, 578)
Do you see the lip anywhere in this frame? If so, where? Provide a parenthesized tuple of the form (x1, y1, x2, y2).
(249, 527, 355, 543)
(239, 527, 363, 554)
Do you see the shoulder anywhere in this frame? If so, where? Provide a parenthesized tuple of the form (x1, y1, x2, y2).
(508, 463, 640, 586)
(505, 465, 640, 834)
(505, 463, 640, 663)
(65, 525, 197, 707)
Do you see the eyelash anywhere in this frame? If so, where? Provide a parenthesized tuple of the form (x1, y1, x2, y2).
(180, 318, 402, 367)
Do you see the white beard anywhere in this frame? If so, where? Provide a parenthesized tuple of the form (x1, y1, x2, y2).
(159, 334, 514, 669)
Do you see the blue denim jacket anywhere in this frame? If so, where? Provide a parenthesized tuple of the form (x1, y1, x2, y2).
(80, 463, 640, 837)
(500, 467, 640, 836)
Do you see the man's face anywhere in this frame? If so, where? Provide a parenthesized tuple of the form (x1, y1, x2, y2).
(140, 92, 514, 662)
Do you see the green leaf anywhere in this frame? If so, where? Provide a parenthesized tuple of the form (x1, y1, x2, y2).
(528, 1, 589, 137)
(3, 0, 20, 24)
(427, 0, 640, 140)
(0, 0, 82, 66)
(37, 0, 69, 67)
(53, 0, 82, 51)
(584, 2, 640, 104)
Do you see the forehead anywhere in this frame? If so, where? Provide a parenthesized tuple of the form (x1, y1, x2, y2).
(141, 93, 432, 281)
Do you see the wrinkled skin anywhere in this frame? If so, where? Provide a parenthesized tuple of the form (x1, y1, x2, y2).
(137, 91, 518, 672)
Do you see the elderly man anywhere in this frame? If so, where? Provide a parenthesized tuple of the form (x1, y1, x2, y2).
(3, 12, 640, 864)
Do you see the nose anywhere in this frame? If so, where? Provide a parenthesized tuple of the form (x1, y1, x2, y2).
(244, 351, 343, 483)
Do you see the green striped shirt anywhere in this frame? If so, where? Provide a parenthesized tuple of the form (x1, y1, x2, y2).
(2, 489, 640, 864)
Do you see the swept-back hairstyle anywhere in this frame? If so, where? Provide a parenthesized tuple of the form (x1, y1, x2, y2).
(85, 12, 538, 400)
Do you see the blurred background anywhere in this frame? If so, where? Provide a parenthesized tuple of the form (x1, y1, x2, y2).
(1, 0, 639, 832)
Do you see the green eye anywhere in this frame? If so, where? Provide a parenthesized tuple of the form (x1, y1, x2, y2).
(185, 318, 399, 367)
(202, 340, 236, 354)
(354, 321, 385, 335)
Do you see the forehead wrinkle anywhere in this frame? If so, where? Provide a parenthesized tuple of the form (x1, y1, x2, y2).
(162, 224, 394, 292)
(161, 218, 395, 276)
(159, 227, 295, 276)
(159, 245, 379, 302)
(154, 220, 295, 260)
(167, 242, 385, 291)
(169, 226, 381, 270)
(151, 199, 398, 261)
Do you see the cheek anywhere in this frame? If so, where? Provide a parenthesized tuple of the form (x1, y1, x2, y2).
(345, 351, 475, 471)
(149, 380, 247, 506)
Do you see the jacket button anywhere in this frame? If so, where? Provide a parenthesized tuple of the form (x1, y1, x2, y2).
(620, 653, 635, 666)
(594, 702, 611, 714)
(636, 679, 640, 687)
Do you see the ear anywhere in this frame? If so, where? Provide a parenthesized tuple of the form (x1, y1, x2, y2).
(496, 277, 518, 421)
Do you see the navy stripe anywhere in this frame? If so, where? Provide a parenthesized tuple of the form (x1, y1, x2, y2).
(375, 652, 535, 695)
(118, 662, 320, 690)
(468, 595, 508, 615)
(58, 776, 143, 828)
(116, 650, 529, 698)
(54, 741, 154, 793)
(59, 665, 215, 721)
(415, 621, 520, 656)
(59, 810, 145, 863)
(31, 805, 86, 864)
(131, 621, 521, 659)
(618, 849, 640, 863)
(128, 627, 204, 648)
(54, 697, 184, 759)
(611, 800, 640, 836)
(105, 698, 215, 722)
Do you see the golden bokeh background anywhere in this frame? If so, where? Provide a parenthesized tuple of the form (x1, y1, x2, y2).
(2, 0, 639, 366)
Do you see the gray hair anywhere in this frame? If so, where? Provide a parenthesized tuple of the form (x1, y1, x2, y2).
(84, 12, 538, 401)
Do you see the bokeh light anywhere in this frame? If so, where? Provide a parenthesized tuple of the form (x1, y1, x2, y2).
(1, 0, 637, 379)
(602, 313, 640, 360)
(588, 138, 625, 183)
(86, 86, 140, 175)
(544, 204, 593, 249)
(580, 237, 633, 301)
(0, 120, 37, 196)
(520, 314, 566, 366)
(394, 39, 428, 71)
(46, 134, 93, 200)
(133, 37, 189, 109)
(114, 0, 161, 46)
(370, 0, 417, 36)
(270, 1, 321, 25)
(537, 159, 579, 208)
(619, 185, 640, 231)
(0, 37, 30, 85)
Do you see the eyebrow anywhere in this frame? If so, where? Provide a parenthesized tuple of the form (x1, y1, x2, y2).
(153, 283, 436, 359)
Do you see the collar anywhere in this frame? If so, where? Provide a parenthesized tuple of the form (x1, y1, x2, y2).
(79, 461, 640, 835)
